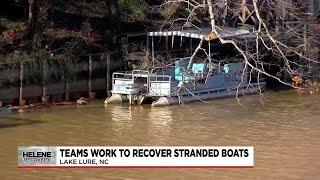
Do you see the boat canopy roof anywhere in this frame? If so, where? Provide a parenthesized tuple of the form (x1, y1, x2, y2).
(147, 27, 250, 41)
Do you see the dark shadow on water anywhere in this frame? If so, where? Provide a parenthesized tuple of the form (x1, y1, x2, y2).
(0, 116, 44, 129)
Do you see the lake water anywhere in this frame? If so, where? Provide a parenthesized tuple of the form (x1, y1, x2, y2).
(0, 90, 319, 179)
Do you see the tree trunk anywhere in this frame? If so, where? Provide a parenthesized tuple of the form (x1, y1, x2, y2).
(207, 0, 215, 32)
(108, 0, 121, 45)
(187, 38, 204, 70)
(27, 0, 37, 39)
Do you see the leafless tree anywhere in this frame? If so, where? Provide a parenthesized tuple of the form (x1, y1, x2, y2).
(157, 0, 320, 100)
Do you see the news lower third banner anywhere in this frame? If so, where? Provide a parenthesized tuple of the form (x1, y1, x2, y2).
(18, 146, 254, 168)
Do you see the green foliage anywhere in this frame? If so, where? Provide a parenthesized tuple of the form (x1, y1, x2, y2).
(6, 49, 52, 85)
(118, 0, 150, 21)
(160, 3, 181, 21)
(3, 48, 80, 85)
(26, 49, 52, 84)
(0, 17, 24, 30)
(55, 52, 78, 81)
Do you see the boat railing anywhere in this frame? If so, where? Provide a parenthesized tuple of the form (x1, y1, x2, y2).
(132, 70, 149, 75)
(149, 75, 171, 83)
(113, 72, 133, 80)
(148, 74, 171, 96)
(113, 70, 150, 79)
(112, 72, 134, 94)
(112, 71, 171, 95)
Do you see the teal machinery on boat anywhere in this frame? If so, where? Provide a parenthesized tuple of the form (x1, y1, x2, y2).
(174, 58, 205, 82)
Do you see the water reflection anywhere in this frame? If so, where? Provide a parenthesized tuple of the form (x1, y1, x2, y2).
(0, 115, 44, 129)
(147, 106, 173, 144)
(106, 104, 133, 122)
(148, 107, 173, 126)
(104, 105, 175, 145)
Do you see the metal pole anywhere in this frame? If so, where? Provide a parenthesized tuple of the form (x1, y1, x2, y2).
(171, 35, 174, 49)
(65, 64, 70, 101)
(152, 36, 155, 63)
(189, 38, 193, 56)
(166, 36, 168, 51)
(65, 80, 70, 101)
(19, 62, 24, 106)
(146, 36, 150, 60)
(208, 41, 211, 59)
(106, 53, 111, 97)
(42, 61, 48, 103)
(88, 55, 92, 96)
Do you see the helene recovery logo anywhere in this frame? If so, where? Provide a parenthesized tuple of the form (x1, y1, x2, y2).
(18, 147, 57, 166)
(18, 146, 254, 168)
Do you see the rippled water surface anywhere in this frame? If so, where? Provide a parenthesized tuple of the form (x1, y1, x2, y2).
(0, 90, 320, 179)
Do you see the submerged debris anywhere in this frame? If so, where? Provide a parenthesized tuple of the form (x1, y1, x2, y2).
(292, 75, 319, 95)
(76, 97, 88, 105)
